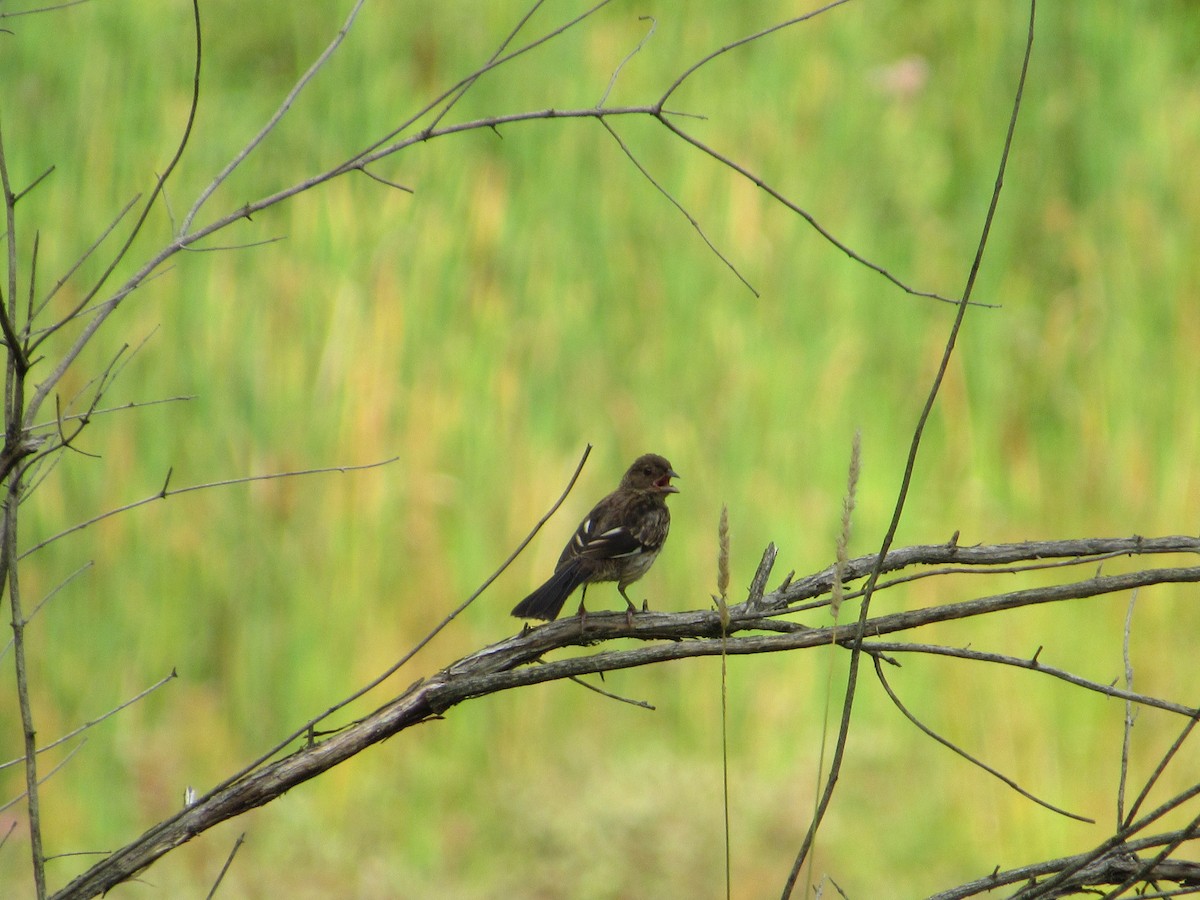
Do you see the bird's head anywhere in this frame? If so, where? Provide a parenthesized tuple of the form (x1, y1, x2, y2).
(623, 453, 680, 495)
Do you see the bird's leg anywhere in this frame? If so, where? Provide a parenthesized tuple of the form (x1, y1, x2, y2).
(576, 584, 590, 631)
(618, 584, 638, 614)
(619, 585, 638, 627)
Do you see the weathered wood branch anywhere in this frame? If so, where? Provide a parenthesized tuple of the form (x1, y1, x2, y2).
(928, 831, 1200, 899)
(52, 535, 1200, 899)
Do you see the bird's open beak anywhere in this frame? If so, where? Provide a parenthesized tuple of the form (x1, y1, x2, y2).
(656, 469, 681, 493)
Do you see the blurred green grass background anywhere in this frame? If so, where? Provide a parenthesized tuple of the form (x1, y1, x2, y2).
(2, 0, 1200, 896)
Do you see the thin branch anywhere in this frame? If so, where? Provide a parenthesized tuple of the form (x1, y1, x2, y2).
(0, 739, 88, 817)
(0, 120, 31, 374)
(598, 15, 656, 108)
(353, 167, 413, 193)
(0, 560, 92, 664)
(178, 234, 287, 253)
(0, 670, 176, 772)
(23, 0, 200, 422)
(422, 0, 548, 136)
(35, 394, 195, 430)
(1122, 703, 1200, 830)
(656, 117, 967, 306)
(179, 0, 366, 235)
(600, 118, 757, 296)
(859, 640, 1198, 718)
(783, 7, 1039, 886)
(10, 166, 55, 208)
(0, 0, 92, 19)
(203, 833, 246, 900)
(19, 457, 399, 559)
(171, 446, 592, 830)
(28, 194, 139, 329)
(658, 0, 855, 107)
(1118, 590, 1138, 827)
(23, 230, 39, 337)
(873, 655, 1092, 822)
(567, 673, 654, 710)
(2, 481, 45, 899)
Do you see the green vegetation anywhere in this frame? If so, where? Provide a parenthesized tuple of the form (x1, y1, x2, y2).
(2, 1, 1199, 896)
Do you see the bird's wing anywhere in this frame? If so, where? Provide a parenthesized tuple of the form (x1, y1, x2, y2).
(564, 498, 669, 563)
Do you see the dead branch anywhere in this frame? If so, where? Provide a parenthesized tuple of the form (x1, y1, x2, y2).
(49, 535, 1200, 899)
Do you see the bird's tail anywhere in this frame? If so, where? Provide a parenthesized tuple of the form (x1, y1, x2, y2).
(511, 562, 587, 621)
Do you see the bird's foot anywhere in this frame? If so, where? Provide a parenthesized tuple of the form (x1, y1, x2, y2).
(620, 595, 638, 627)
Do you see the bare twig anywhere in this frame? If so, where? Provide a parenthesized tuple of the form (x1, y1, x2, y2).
(24, 0, 201, 422)
(0, 0, 93, 20)
(600, 118, 758, 296)
(567, 673, 654, 710)
(873, 655, 1092, 822)
(716, 504, 732, 900)
(28, 194, 138, 329)
(35, 394, 194, 430)
(0, 670, 176, 772)
(0, 121, 31, 374)
(598, 15, 656, 108)
(859, 641, 1197, 718)
(2, 475, 45, 896)
(0, 739, 88, 816)
(19, 457, 399, 559)
(0, 561, 92, 663)
(657, 0, 855, 106)
(203, 832, 246, 900)
(1118, 590, 1138, 827)
(783, 6, 1038, 890)
(179, 0, 367, 235)
(1122, 704, 1200, 831)
(655, 119, 968, 306)
(424, 0, 548, 136)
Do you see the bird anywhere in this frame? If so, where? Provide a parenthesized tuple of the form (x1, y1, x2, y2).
(511, 453, 680, 621)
